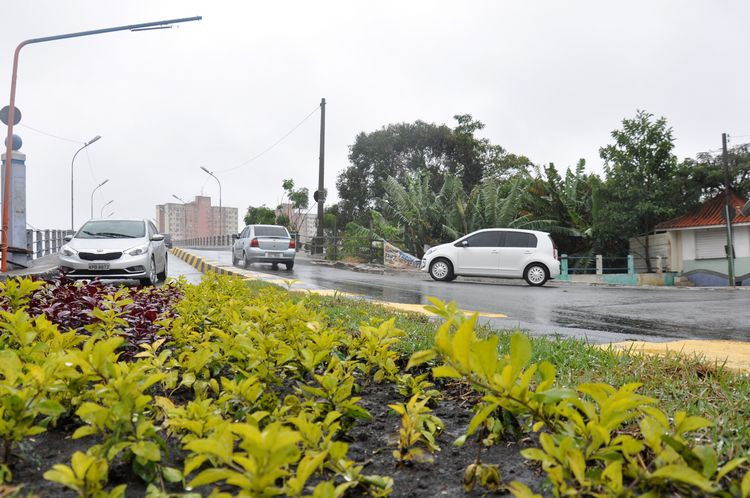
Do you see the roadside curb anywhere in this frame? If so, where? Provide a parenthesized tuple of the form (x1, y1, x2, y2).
(170, 247, 248, 279)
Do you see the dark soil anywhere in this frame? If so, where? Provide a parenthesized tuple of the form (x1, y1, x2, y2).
(7, 383, 544, 498)
(347, 381, 543, 497)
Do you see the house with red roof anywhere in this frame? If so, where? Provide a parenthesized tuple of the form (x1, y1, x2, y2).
(655, 191, 750, 286)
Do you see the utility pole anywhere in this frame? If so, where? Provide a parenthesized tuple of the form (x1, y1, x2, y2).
(315, 98, 326, 253)
(722, 133, 735, 287)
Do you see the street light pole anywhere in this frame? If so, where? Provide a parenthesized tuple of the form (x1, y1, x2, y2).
(2, 16, 202, 272)
(100, 199, 114, 218)
(200, 167, 222, 237)
(71, 135, 101, 229)
(90, 179, 109, 219)
(172, 194, 188, 242)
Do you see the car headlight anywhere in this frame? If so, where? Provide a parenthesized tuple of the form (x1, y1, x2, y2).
(126, 244, 149, 256)
(60, 245, 77, 257)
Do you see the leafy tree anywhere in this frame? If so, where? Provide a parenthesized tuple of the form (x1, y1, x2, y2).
(280, 179, 310, 234)
(596, 110, 686, 267)
(683, 143, 750, 200)
(244, 205, 276, 226)
(336, 115, 529, 225)
(527, 160, 601, 256)
(276, 213, 291, 229)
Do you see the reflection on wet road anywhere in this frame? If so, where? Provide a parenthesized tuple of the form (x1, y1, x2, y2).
(179, 249, 750, 344)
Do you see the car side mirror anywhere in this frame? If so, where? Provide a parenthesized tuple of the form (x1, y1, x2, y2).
(151, 234, 165, 242)
(461, 240, 469, 247)
(64, 235, 73, 242)
(232, 233, 239, 240)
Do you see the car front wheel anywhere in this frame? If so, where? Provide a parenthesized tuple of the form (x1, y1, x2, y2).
(157, 255, 168, 282)
(429, 258, 454, 282)
(524, 264, 548, 286)
(140, 258, 158, 286)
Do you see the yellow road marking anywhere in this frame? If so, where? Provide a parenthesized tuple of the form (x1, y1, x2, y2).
(604, 340, 750, 372)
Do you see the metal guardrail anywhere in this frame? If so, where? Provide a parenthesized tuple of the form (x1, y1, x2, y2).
(25, 229, 74, 260)
(174, 235, 234, 247)
(561, 254, 672, 277)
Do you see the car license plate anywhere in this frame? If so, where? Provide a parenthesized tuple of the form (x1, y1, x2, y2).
(265, 252, 281, 258)
(88, 263, 110, 270)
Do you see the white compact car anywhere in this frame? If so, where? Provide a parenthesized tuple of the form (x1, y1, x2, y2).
(58, 219, 168, 285)
(420, 228, 560, 286)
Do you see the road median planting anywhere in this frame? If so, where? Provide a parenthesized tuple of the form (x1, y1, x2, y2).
(4, 266, 747, 495)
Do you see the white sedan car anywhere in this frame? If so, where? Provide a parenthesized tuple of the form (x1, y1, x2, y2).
(58, 219, 168, 285)
(421, 228, 560, 286)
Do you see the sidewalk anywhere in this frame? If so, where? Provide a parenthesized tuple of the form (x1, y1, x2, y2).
(0, 254, 59, 281)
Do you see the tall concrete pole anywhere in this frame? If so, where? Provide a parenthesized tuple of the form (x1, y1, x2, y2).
(1, 16, 202, 272)
(316, 98, 326, 252)
(722, 133, 735, 287)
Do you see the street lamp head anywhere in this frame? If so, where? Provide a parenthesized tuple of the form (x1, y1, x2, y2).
(200, 166, 212, 174)
(87, 135, 101, 146)
(99, 179, 109, 187)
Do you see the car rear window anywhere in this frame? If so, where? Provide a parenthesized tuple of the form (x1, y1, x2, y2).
(504, 232, 537, 248)
(254, 226, 289, 237)
(76, 220, 145, 239)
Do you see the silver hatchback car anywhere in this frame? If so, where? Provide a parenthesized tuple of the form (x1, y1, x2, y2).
(58, 219, 168, 285)
(232, 224, 296, 270)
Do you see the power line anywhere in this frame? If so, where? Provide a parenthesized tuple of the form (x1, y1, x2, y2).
(18, 123, 83, 144)
(216, 105, 320, 174)
(84, 146, 99, 183)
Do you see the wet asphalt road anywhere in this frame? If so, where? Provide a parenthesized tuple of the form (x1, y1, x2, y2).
(174, 249, 750, 344)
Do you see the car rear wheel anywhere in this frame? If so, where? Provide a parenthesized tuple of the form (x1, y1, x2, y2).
(524, 264, 548, 286)
(429, 258, 454, 282)
(243, 252, 251, 269)
(285, 262, 294, 270)
(157, 255, 168, 282)
(140, 258, 158, 286)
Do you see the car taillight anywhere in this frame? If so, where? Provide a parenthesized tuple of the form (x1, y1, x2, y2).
(289, 239, 295, 249)
(250, 238, 259, 247)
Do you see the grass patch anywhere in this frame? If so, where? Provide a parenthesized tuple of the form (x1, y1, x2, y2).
(304, 292, 750, 460)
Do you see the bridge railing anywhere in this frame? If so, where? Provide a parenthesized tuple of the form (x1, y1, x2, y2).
(26, 229, 75, 260)
(174, 235, 234, 247)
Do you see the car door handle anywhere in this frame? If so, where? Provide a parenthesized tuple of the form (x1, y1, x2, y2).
(491, 250, 499, 254)
(524, 250, 533, 254)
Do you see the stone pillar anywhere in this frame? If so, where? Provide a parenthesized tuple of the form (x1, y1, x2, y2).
(35, 230, 42, 258)
(560, 254, 569, 280)
(1, 142, 29, 268)
(656, 255, 663, 274)
(44, 229, 51, 255)
(595, 254, 603, 275)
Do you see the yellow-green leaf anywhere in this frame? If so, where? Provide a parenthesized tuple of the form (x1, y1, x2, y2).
(650, 464, 716, 492)
(406, 349, 437, 370)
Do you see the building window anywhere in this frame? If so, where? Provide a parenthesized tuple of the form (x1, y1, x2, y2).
(695, 228, 728, 259)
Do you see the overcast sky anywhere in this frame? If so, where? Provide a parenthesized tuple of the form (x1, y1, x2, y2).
(3, 1, 749, 232)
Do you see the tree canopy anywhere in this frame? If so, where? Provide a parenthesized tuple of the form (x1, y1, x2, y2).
(336, 114, 530, 225)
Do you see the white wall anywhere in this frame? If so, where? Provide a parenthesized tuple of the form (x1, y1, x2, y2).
(681, 230, 696, 261)
(735, 225, 750, 257)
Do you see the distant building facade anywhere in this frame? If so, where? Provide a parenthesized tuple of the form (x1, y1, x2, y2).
(156, 195, 238, 240)
(276, 203, 317, 240)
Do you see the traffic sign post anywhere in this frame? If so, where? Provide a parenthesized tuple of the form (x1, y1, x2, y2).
(0, 106, 21, 126)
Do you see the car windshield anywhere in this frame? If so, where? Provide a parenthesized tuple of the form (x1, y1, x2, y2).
(76, 220, 145, 239)
(254, 226, 288, 237)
